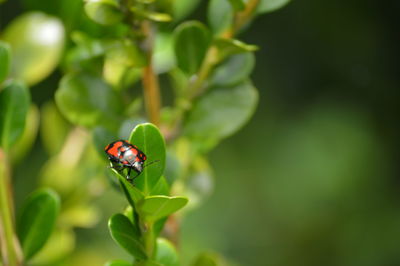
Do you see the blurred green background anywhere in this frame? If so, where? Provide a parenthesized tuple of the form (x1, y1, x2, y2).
(1, 0, 400, 265)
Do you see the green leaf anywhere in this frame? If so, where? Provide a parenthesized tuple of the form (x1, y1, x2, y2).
(129, 123, 166, 195)
(40, 101, 71, 155)
(210, 52, 255, 87)
(172, 0, 202, 22)
(106, 40, 147, 68)
(153, 32, 175, 73)
(0, 81, 30, 151)
(257, 0, 291, 14)
(29, 228, 75, 265)
(105, 260, 132, 266)
(184, 80, 258, 141)
(173, 21, 212, 75)
(154, 238, 179, 266)
(214, 38, 258, 60)
(66, 32, 111, 69)
(150, 176, 169, 196)
(131, 7, 172, 22)
(11, 104, 40, 164)
(228, 0, 245, 11)
(2, 12, 64, 86)
(103, 39, 146, 88)
(59, 204, 100, 228)
(208, 0, 233, 35)
(0, 41, 11, 84)
(108, 213, 147, 260)
(55, 73, 122, 129)
(84, 0, 123, 25)
(192, 252, 219, 266)
(17, 188, 60, 260)
(138, 195, 188, 222)
(109, 169, 144, 206)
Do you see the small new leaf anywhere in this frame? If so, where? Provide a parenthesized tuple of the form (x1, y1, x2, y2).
(138, 195, 188, 222)
(214, 38, 258, 60)
(131, 7, 172, 22)
(84, 0, 123, 25)
(257, 0, 291, 14)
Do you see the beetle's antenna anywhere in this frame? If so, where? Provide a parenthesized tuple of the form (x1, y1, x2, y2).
(143, 160, 160, 169)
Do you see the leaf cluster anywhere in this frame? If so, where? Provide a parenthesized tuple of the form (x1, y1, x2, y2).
(0, 0, 291, 265)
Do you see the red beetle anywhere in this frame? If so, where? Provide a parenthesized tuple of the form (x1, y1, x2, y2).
(105, 140, 149, 182)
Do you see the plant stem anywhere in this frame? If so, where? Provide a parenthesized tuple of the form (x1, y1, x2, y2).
(223, 0, 260, 38)
(143, 222, 154, 258)
(0, 150, 22, 266)
(188, 46, 218, 100)
(141, 21, 161, 126)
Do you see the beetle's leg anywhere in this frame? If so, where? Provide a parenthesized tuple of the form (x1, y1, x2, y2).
(143, 160, 160, 168)
(126, 168, 132, 181)
(108, 165, 123, 170)
(127, 170, 141, 185)
(108, 161, 124, 171)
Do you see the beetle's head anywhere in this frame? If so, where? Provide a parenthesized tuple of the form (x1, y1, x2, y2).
(133, 161, 143, 173)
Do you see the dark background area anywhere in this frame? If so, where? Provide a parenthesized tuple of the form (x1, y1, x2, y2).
(1, 0, 400, 265)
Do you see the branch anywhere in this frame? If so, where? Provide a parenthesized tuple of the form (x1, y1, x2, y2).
(0, 150, 22, 266)
(141, 21, 161, 126)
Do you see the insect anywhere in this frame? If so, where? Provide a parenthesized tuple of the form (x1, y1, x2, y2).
(104, 140, 157, 183)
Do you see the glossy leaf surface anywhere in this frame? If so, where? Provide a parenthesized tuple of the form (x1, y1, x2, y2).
(129, 123, 166, 195)
(2, 12, 64, 85)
